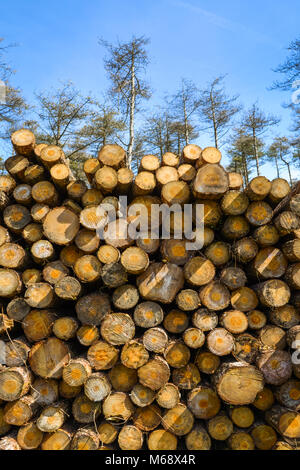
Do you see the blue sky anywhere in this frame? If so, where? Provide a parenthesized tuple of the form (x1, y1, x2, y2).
(0, 0, 299, 178)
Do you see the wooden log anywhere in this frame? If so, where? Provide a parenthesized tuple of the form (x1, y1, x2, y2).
(31, 240, 55, 264)
(97, 421, 118, 444)
(156, 383, 180, 409)
(81, 188, 103, 207)
(164, 309, 189, 333)
(161, 180, 190, 205)
(219, 267, 247, 290)
(109, 364, 137, 392)
(184, 256, 215, 287)
(192, 308, 218, 331)
(31, 203, 50, 223)
(200, 281, 231, 311)
(104, 219, 133, 250)
(182, 144, 202, 164)
(269, 304, 300, 329)
(118, 425, 143, 450)
(213, 362, 264, 405)
(6, 297, 30, 322)
(229, 406, 254, 428)
(148, 429, 177, 450)
(4, 204, 31, 233)
(155, 166, 179, 186)
(221, 190, 249, 215)
(220, 310, 248, 334)
(121, 246, 149, 274)
(138, 357, 170, 390)
(101, 313, 135, 345)
(252, 224, 280, 247)
(259, 325, 286, 350)
(0, 268, 22, 297)
(101, 262, 128, 287)
(160, 239, 192, 266)
(172, 363, 201, 389)
(59, 244, 82, 268)
(66, 180, 87, 201)
(53, 316, 78, 341)
(275, 379, 300, 410)
(76, 325, 99, 347)
(50, 163, 70, 187)
(177, 163, 196, 182)
(29, 337, 70, 379)
(13, 184, 32, 206)
(183, 328, 205, 349)
(83, 158, 100, 184)
(36, 402, 67, 432)
(207, 328, 235, 356)
(130, 383, 155, 407)
(230, 286, 258, 312)
(11, 129, 35, 156)
(0, 226, 11, 248)
(176, 288, 200, 311)
(227, 431, 255, 450)
(43, 207, 79, 245)
(0, 367, 32, 401)
(253, 387, 274, 411)
(137, 262, 184, 303)
(112, 284, 139, 310)
(268, 178, 291, 204)
(134, 301, 164, 328)
(22, 268, 42, 287)
(162, 152, 179, 167)
(32, 181, 58, 206)
(94, 166, 118, 194)
(232, 333, 259, 364)
(251, 246, 287, 280)
(133, 403, 161, 431)
(30, 378, 59, 406)
(0, 243, 27, 269)
(187, 385, 221, 419)
(245, 201, 273, 226)
(98, 144, 126, 169)
(245, 176, 271, 201)
(17, 422, 43, 450)
(84, 372, 111, 401)
(24, 283, 54, 309)
(205, 241, 231, 266)
(97, 244, 120, 264)
(195, 352, 221, 376)
(40, 145, 64, 169)
(71, 427, 99, 450)
(162, 403, 194, 436)
(266, 405, 300, 440)
(87, 340, 119, 370)
(257, 350, 292, 385)
(121, 341, 149, 369)
(22, 223, 43, 244)
(143, 327, 168, 353)
(23, 164, 45, 185)
(5, 155, 29, 179)
(193, 164, 228, 199)
(73, 254, 102, 283)
(117, 167, 134, 193)
(42, 260, 69, 285)
(72, 394, 101, 423)
(76, 292, 111, 325)
(251, 423, 277, 450)
(228, 172, 243, 190)
(102, 392, 135, 423)
(41, 427, 72, 450)
(274, 210, 300, 235)
(22, 309, 54, 342)
(254, 279, 290, 307)
(0, 174, 16, 194)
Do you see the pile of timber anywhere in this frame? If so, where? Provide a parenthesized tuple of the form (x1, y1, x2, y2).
(0, 130, 300, 450)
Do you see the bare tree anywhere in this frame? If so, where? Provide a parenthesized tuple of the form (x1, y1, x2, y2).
(197, 75, 241, 149)
(227, 128, 262, 185)
(267, 137, 293, 185)
(99, 36, 151, 169)
(242, 103, 279, 176)
(272, 38, 300, 91)
(169, 78, 199, 145)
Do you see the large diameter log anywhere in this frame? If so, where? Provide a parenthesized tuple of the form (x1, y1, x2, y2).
(137, 262, 184, 303)
(193, 163, 228, 199)
(43, 207, 79, 245)
(98, 144, 126, 169)
(213, 362, 264, 405)
(245, 176, 271, 200)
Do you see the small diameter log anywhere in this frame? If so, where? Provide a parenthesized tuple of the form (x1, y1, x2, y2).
(208, 414, 234, 443)
(121, 246, 149, 274)
(257, 350, 292, 385)
(22, 223, 43, 244)
(3, 396, 37, 426)
(74, 255, 102, 283)
(290, 193, 300, 216)
(112, 284, 139, 310)
(36, 402, 67, 432)
(183, 328, 205, 349)
(50, 163, 70, 187)
(232, 334, 259, 364)
(177, 163, 196, 182)
(253, 224, 280, 247)
(98, 143, 126, 169)
(134, 301, 164, 328)
(84, 372, 111, 401)
(182, 144, 202, 164)
(13, 184, 32, 206)
(207, 328, 235, 356)
(0, 367, 32, 401)
(41, 428, 72, 450)
(163, 310, 189, 334)
(139, 154, 160, 173)
(214, 362, 264, 405)
(59, 244, 82, 268)
(94, 166, 118, 193)
(221, 190, 249, 215)
(87, 341, 119, 370)
(17, 423, 43, 450)
(205, 241, 231, 266)
(227, 431, 255, 450)
(259, 325, 286, 350)
(77, 325, 99, 347)
(162, 152, 179, 167)
(0, 174, 16, 194)
(71, 427, 99, 451)
(63, 358, 92, 387)
(229, 406, 254, 428)
(133, 403, 161, 431)
(102, 392, 135, 423)
(11, 129, 35, 156)
(192, 308, 218, 331)
(161, 180, 190, 205)
(195, 352, 220, 375)
(76, 292, 110, 325)
(176, 289, 200, 311)
(0, 243, 27, 269)
(29, 337, 70, 379)
(118, 425, 143, 450)
(23, 164, 45, 185)
(251, 423, 277, 450)
(4, 204, 31, 233)
(30, 378, 59, 406)
(245, 201, 273, 227)
(185, 425, 211, 450)
(66, 180, 87, 201)
(194, 200, 221, 228)
(31, 203, 50, 223)
(160, 239, 192, 266)
(184, 256, 215, 287)
(172, 363, 201, 390)
(117, 168, 134, 193)
(266, 405, 300, 440)
(81, 188, 103, 207)
(246, 176, 271, 201)
(285, 262, 300, 289)
(0, 268, 22, 297)
(137, 262, 184, 304)
(5, 155, 29, 179)
(230, 286, 258, 312)
(148, 429, 177, 450)
(219, 267, 247, 290)
(22, 269, 42, 287)
(101, 313, 135, 346)
(22, 309, 54, 342)
(282, 239, 300, 262)
(121, 341, 149, 370)
(7, 298, 30, 322)
(31, 240, 55, 264)
(97, 421, 118, 444)
(130, 384, 155, 407)
(109, 364, 137, 393)
(72, 394, 101, 423)
(24, 283, 54, 309)
(200, 281, 231, 311)
(222, 219, 251, 248)
(155, 166, 179, 186)
(32, 181, 58, 206)
(228, 172, 243, 189)
(42, 260, 69, 285)
(97, 245, 120, 264)
(101, 262, 128, 288)
(193, 164, 228, 199)
(269, 304, 300, 329)
(40, 145, 64, 168)
(268, 178, 290, 204)
(254, 279, 290, 307)
(220, 310, 248, 334)
(156, 383, 180, 409)
(0, 226, 11, 248)
(4, 338, 30, 368)
(274, 211, 300, 235)
(251, 247, 287, 280)
(79, 205, 104, 231)
(164, 341, 190, 369)
(162, 403, 194, 436)
(43, 207, 79, 245)
(138, 357, 170, 391)
(143, 327, 169, 353)
(53, 317, 78, 341)
(275, 379, 300, 410)
(104, 219, 133, 250)
(187, 386, 221, 419)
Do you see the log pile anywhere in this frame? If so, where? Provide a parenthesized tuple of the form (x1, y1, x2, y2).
(0, 130, 300, 450)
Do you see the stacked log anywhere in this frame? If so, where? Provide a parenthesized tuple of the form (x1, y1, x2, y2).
(0, 129, 300, 451)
